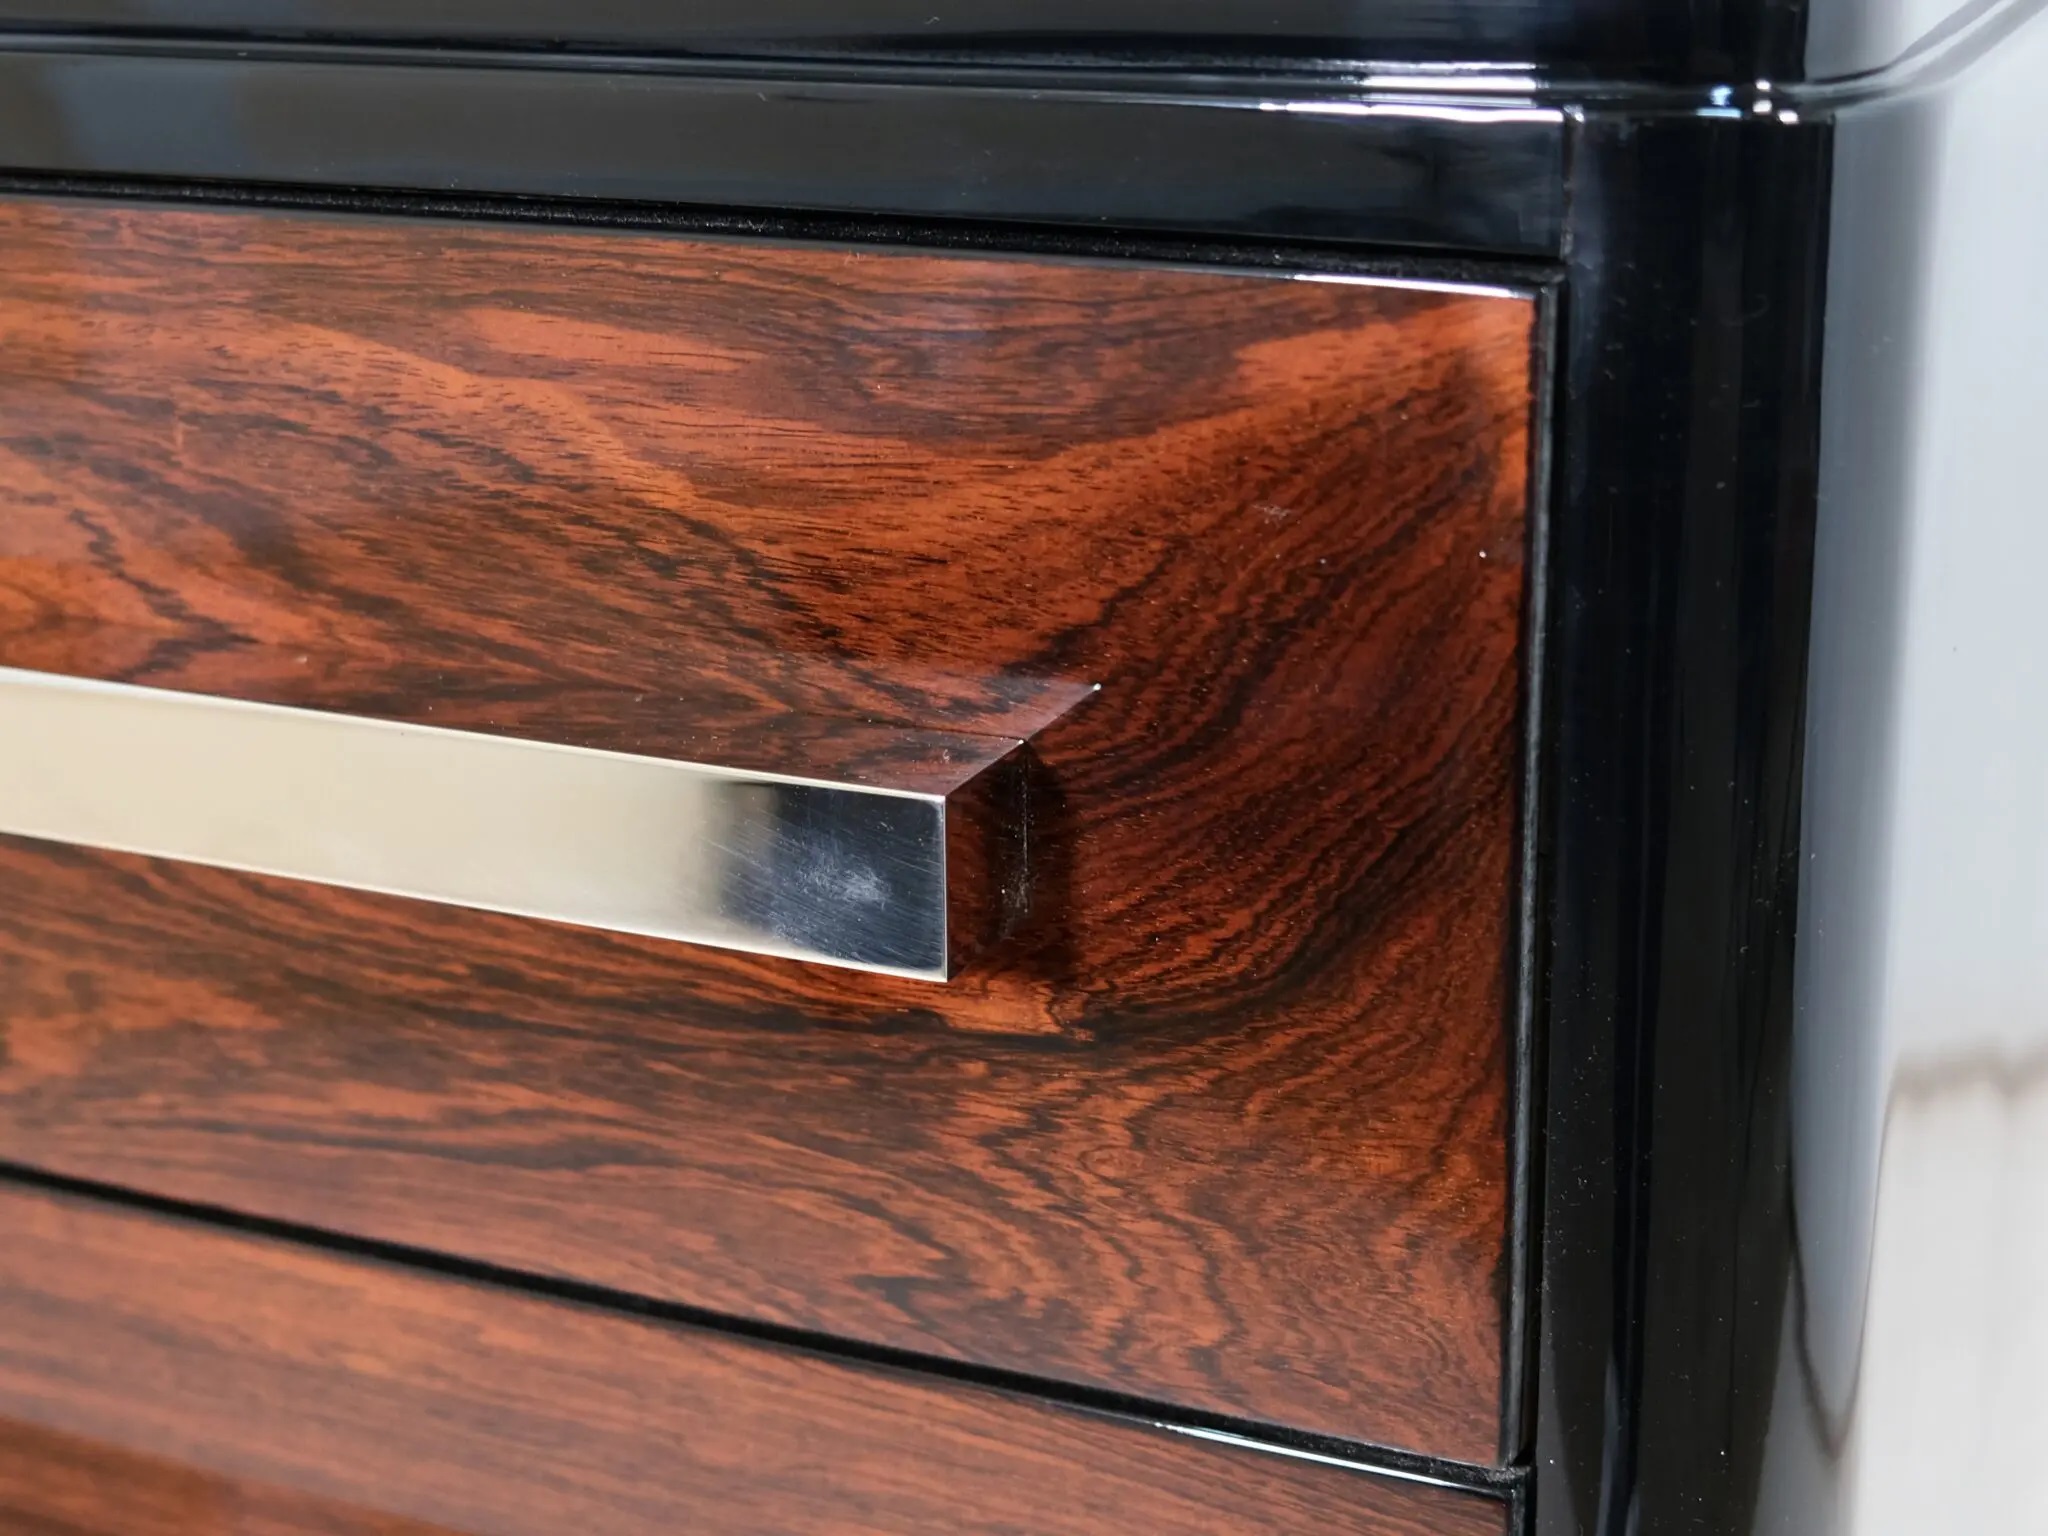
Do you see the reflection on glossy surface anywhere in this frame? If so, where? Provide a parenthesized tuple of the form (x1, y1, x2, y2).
(1805, 0, 1966, 79)
(0, 666, 1030, 980)
(1764, 8, 2048, 1530)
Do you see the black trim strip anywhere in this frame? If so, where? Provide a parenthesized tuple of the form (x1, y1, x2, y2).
(0, 171, 1561, 288)
(0, 41, 1565, 254)
(0, 0, 1561, 68)
(1501, 273, 1560, 1473)
(1533, 107, 1831, 1536)
(0, 1157, 1525, 1500)
(0, 0, 1792, 83)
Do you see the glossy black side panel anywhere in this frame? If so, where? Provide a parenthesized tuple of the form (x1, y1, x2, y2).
(0, 45, 1564, 255)
(1535, 113, 1830, 1534)
(0, 1, 1808, 83)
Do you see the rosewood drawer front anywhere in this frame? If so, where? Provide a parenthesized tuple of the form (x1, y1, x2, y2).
(0, 1185, 1513, 1536)
(0, 199, 1538, 1462)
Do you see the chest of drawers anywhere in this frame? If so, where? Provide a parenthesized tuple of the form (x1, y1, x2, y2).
(0, 4, 2041, 1535)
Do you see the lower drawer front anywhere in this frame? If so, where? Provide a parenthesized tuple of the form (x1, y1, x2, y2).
(0, 198, 1536, 1458)
(0, 1185, 1509, 1536)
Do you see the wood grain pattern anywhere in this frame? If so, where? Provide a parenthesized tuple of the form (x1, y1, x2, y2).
(0, 1419, 460, 1536)
(0, 1183, 1511, 1536)
(0, 199, 1536, 1458)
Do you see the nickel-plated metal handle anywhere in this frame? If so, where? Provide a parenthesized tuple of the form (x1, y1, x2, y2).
(0, 667, 1032, 981)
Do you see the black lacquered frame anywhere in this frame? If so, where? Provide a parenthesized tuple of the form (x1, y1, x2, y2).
(0, 0, 1812, 84)
(1533, 108, 1829, 1536)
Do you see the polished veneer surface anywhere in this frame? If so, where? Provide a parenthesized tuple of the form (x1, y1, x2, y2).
(0, 1184, 1511, 1536)
(0, 1419, 463, 1536)
(0, 199, 1536, 1457)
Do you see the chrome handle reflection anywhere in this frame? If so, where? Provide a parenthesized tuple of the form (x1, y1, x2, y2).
(0, 668, 1030, 981)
